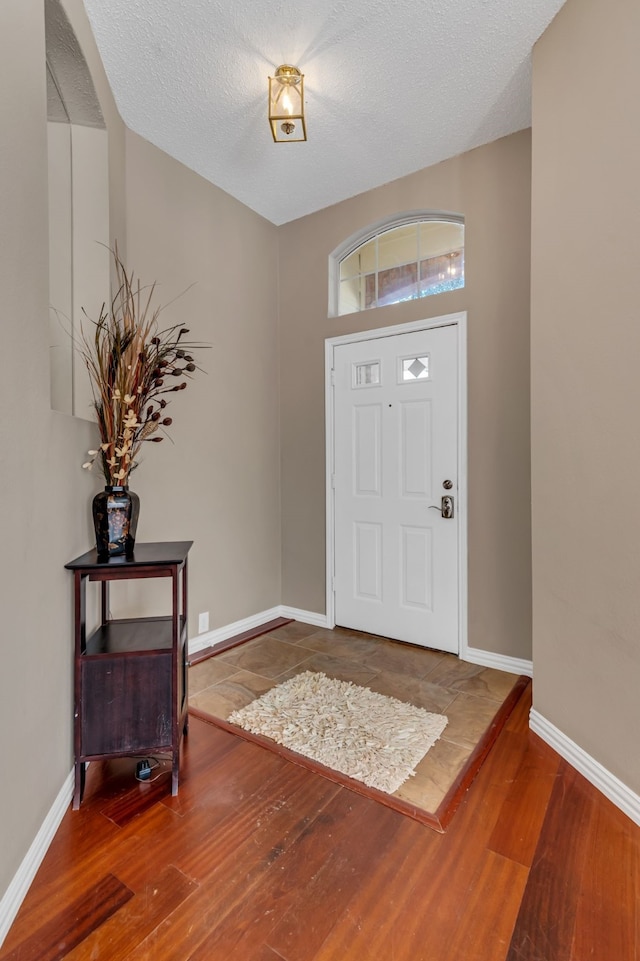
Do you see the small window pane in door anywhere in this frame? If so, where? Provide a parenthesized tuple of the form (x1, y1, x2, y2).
(353, 361, 381, 388)
(401, 356, 430, 381)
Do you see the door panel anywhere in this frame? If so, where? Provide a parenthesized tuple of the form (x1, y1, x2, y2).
(354, 522, 382, 600)
(333, 324, 459, 652)
(401, 525, 433, 610)
(354, 404, 382, 495)
(401, 400, 432, 497)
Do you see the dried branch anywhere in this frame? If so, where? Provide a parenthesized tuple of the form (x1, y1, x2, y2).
(79, 245, 208, 486)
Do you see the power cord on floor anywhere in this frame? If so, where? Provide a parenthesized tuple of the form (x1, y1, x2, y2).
(134, 757, 166, 783)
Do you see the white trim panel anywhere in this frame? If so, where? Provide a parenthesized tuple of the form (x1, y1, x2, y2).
(0, 769, 75, 948)
(464, 646, 533, 677)
(279, 606, 329, 629)
(188, 606, 329, 657)
(188, 606, 282, 656)
(530, 709, 640, 827)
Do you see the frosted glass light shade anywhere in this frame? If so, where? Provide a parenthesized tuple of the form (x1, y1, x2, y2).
(269, 65, 307, 142)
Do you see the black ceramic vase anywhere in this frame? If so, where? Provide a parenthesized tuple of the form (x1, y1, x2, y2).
(92, 486, 140, 561)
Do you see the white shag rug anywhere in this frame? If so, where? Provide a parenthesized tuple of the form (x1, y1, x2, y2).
(227, 671, 448, 795)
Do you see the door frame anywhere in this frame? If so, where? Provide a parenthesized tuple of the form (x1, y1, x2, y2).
(325, 311, 468, 656)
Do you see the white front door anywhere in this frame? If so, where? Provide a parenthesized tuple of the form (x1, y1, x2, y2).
(333, 324, 459, 652)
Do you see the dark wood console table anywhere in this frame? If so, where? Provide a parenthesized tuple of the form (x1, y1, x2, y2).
(65, 541, 192, 809)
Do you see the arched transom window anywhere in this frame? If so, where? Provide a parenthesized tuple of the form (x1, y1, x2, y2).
(331, 214, 464, 316)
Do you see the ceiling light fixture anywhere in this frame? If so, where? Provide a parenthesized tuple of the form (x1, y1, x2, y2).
(268, 65, 306, 143)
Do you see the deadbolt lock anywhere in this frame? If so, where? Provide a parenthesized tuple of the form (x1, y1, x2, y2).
(443, 479, 453, 490)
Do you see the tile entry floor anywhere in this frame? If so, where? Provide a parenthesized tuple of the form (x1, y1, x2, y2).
(188, 621, 523, 814)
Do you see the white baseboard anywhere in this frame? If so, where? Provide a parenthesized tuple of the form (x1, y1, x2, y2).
(530, 709, 640, 827)
(278, 606, 329, 629)
(189, 610, 530, 673)
(188, 606, 283, 656)
(463, 645, 533, 677)
(188, 605, 328, 657)
(0, 769, 75, 948)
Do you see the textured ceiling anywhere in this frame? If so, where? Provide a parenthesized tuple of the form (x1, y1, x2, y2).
(82, 0, 566, 226)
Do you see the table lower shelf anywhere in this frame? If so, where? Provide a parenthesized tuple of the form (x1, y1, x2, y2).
(84, 615, 185, 655)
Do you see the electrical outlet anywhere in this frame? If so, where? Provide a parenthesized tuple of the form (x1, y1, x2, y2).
(198, 611, 209, 634)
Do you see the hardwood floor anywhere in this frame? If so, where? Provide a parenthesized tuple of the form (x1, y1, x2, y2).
(2, 687, 638, 960)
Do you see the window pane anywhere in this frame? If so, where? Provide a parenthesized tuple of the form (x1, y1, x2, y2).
(418, 221, 464, 257)
(378, 263, 418, 306)
(365, 274, 376, 309)
(420, 248, 464, 296)
(340, 241, 376, 280)
(401, 356, 430, 381)
(339, 276, 363, 315)
(378, 224, 418, 270)
(353, 361, 381, 387)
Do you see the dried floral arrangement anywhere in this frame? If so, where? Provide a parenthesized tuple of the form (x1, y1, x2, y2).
(80, 248, 206, 487)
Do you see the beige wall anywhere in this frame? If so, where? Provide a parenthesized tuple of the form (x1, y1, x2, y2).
(531, 0, 640, 792)
(0, 0, 126, 908)
(0, 1, 531, 924)
(278, 131, 533, 660)
(0, 0, 280, 920)
(123, 129, 281, 632)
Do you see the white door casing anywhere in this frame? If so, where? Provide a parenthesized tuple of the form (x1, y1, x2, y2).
(326, 314, 467, 654)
